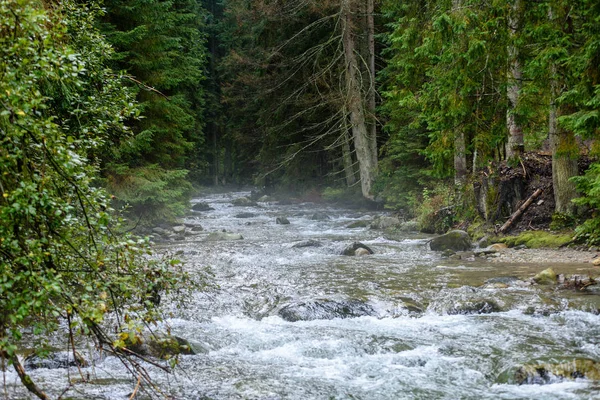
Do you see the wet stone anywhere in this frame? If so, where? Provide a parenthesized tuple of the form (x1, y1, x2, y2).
(310, 212, 330, 221)
(341, 242, 374, 256)
(292, 239, 322, 248)
(276, 217, 290, 225)
(25, 351, 88, 370)
(346, 220, 370, 229)
(191, 202, 214, 211)
(235, 212, 256, 218)
(278, 300, 376, 322)
(430, 230, 472, 252)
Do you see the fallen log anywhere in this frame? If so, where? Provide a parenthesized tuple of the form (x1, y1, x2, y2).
(499, 188, 543, 234)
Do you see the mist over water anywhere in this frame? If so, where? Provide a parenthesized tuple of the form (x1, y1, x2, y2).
(7, 191, 600, 399)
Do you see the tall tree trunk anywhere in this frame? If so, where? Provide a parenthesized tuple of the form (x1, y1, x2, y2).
(549, 87, 578, 215)
(454, 129, 467, 185)
(548, 7, 578, 215)
(341, 0, 376, 199)
(452, 0, 467, 185)
(366, 0, 378, 168)
(506, 0, 524, 162)
(342, 127, 357, 186)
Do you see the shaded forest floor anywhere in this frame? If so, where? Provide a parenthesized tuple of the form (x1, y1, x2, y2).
(484, 152, 591, 234)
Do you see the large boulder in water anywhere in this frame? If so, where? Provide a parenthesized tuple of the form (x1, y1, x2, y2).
(429, 230, 472, 252)
(341, 242, 374, 256)
(278, 300, 376, 322)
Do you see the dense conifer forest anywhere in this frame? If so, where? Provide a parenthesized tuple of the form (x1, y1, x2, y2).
(1, 0, 600, 397)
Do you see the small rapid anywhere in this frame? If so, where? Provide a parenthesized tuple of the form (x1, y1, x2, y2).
(6, 191, 600, 399)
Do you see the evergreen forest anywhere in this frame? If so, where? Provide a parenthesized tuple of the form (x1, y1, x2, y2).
(1, 0, 600, 397)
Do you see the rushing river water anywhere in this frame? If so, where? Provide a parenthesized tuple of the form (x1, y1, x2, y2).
(6, 191, 600, 399)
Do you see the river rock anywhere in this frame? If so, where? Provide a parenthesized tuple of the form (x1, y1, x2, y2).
(355, 248, 371, 256)
(258, 195, 273, 202)
(398, 220, 419, 232)
(514, 359, 600, 384)
(152, 227, 170, 236)
(370, 216, 402, 230)
(126, 333, 196, 359)
(533, 268, 557, 285)
(191, 202, 214, 211)
(172, 225, 186, 234)
(346, 220, 370, 229)
(310, 212, 330, 221)
(474, 243, 508, 256)
(235, 212, 256, 218)
(341, 242, 374, 256)
(592, 257, 600, 266)
(429, 230, 472, 252)
(276, 217, 290, 225)
(25, 351, 88, 370)
(232, 197, 257, 206)
(278, 300, 376, 322)
(190, 225, 204, 232)
(292, 239, 322, 248)
(205, 232, 244, 241)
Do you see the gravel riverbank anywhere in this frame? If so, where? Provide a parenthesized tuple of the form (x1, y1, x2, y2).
(488, 247, 600, 265)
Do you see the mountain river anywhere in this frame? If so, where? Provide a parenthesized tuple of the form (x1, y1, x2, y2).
(5, 191, 600, 399)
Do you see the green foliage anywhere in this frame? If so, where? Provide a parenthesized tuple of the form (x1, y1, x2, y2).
(573, 163, 600, 245)
(0, 0, 192, 393)
(99, 0, 208, 222)
(415, 184, 456, 234)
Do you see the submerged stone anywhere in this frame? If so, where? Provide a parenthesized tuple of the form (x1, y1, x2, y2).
(235, 212, 256, 218)
(232, 197, 257, 206)
(430, 230, 472, 252)
(276, 217, 290, 225)
(446, 300, 501, 315)
(278, 300, 376, 322)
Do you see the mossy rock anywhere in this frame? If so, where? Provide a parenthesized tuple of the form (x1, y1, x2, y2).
(126, 333, 196, 359)
(514, 359, 600, 384)
(430, 230, 472, 252)
(533, 268, 557, 285)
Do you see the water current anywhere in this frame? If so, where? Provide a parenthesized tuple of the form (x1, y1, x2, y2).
(6, 191, 600, 399)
